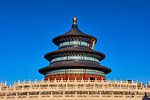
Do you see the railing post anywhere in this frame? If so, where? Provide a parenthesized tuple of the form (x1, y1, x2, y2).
(41, 79, 44, 83)
(126, 79, 128, 83)
(13, 82, 16, 91)
(23, 79, 25, 84)
(29, 79, 31, 84)
(108, 78, 110, 83)
(131, 80, 133, 84)
(5, 81, 7, 87)
(120, 79, 122, 83)
(35, 79, 37, 83)
(148, 81, 150, 87)
(140, 82, 142, 87)
(0, 81, 2, 87)
(18, 80, 20, 85)
(114, 78, 116, 83)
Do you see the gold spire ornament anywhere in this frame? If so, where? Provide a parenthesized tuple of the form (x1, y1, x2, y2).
(73, 17, 77, 24)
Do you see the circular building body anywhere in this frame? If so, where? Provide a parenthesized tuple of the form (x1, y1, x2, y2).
(39, 18, 111, 80)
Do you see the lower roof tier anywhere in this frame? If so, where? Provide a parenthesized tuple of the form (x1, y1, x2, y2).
(39, 60, 111, 75)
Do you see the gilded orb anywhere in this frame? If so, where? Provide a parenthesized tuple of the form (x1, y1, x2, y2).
(73, 17, 77, 24)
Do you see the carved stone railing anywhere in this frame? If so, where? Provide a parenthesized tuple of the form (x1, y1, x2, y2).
(0, 78, 150, 100)
(0, 78, 150, 91)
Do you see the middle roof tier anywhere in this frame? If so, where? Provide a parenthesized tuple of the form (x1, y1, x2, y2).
(44, 50, 105, 62)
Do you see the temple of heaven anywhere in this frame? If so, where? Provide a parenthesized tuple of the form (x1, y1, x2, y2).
(39, 17, 111, 80)
(0, 18, 149, 100)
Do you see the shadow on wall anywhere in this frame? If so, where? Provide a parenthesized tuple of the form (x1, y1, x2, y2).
(143, 93, 150, 100)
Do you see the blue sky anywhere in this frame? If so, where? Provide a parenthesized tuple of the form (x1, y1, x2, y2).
(0, 0, 150, 85)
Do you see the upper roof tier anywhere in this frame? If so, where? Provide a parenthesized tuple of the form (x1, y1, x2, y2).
(53, 18, 97, 46)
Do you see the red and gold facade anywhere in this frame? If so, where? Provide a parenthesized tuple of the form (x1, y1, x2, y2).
(39, 18, 111, 80)
(44, 69, 106, 80)
(45, 74, 105, 80)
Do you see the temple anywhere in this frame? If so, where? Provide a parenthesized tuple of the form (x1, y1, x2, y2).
(0, 18, 150, 100)
(39, 17, 111, 80)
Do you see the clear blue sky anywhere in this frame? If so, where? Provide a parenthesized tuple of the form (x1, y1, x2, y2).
(0, 0, 150, 85)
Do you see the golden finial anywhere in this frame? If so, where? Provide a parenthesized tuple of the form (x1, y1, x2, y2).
(73, 17, 77, 24)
